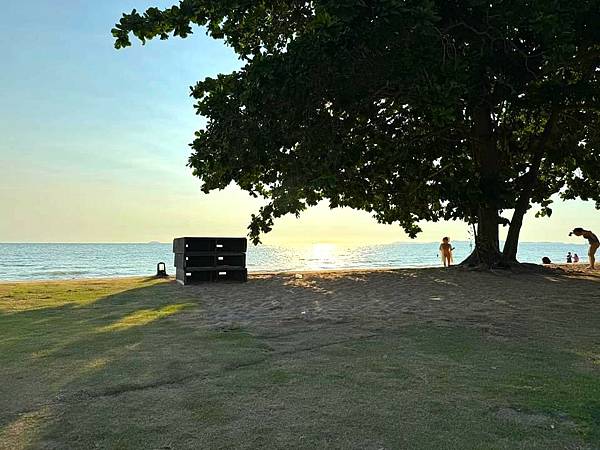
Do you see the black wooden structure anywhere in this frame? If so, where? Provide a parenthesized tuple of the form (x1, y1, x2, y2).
(173, 237, 248, 285)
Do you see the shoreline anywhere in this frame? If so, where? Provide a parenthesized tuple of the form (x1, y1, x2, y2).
(0, 242, 589, 284)
(0, 266, 430, 285)
(0, 263, 596, 285)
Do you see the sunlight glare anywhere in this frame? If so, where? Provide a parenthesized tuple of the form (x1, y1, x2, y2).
(98, 303, 193, 332)
(306, 243, 338, 270)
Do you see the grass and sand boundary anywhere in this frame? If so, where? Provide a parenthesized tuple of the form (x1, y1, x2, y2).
(1, 266, 599, 449)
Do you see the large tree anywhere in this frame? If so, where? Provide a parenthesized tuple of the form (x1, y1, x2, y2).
(113, 0, 600, 267)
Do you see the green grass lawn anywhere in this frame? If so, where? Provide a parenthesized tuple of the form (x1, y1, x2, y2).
(1, 272, 599, 449)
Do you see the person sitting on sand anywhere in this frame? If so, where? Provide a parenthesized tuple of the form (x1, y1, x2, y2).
(566, 252, 572, 263)
(569, 228, 600, 269)
(439, 237, 455, 268)
(573, 253, 580, 263)
(542, 256, 552, 264)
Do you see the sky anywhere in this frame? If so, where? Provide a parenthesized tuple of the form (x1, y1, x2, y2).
(1, 1, 598, 245)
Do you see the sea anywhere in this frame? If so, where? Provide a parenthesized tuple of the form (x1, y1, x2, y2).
(0, 241, 590, 281)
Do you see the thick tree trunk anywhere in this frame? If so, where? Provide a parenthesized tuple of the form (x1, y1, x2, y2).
(462, 206, 505, 267)
(476, 205, 501, 261)
(461, 103, 505, 268)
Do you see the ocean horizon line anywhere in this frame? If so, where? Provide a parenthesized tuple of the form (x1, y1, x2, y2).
(0, 240, 580, 245)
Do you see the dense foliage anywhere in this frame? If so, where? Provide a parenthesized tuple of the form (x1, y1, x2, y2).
(114, 0, 600, 265)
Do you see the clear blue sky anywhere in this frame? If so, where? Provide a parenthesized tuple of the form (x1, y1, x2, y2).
(1, 1, 597, 244)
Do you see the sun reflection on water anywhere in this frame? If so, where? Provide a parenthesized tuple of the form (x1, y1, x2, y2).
(304, 243, 338, 270)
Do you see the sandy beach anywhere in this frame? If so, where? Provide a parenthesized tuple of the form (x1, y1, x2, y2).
(175, 264, 600, 343)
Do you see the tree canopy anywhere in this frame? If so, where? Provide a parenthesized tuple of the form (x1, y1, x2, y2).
(114, 0, 600, 265)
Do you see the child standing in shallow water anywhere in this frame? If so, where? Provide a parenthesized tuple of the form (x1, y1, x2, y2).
(439, 237, 454, 267)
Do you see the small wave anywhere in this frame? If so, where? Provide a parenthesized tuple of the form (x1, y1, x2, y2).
(27, 270, 92, 277)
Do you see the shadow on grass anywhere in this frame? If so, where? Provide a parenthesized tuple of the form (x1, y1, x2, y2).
(0, 280, 269, 440)
(1, 281, 190, 361)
